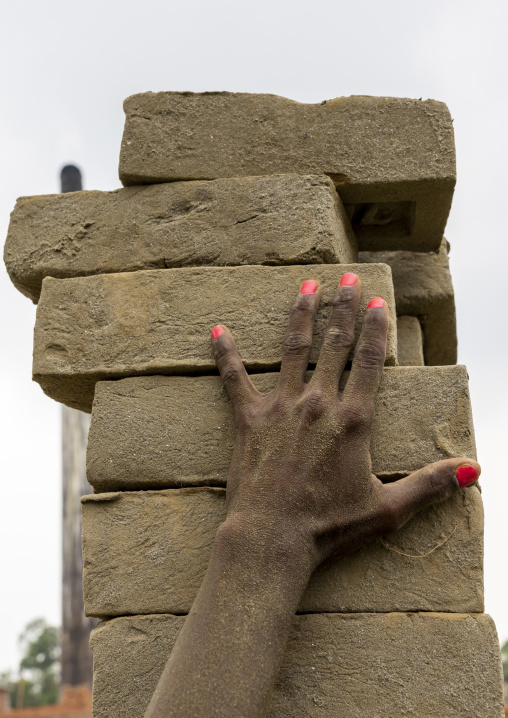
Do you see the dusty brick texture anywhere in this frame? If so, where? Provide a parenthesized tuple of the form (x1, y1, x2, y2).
(89, 612, 504, 718)
(82, 484, 483, 616)
(4, 175, 356, 302)
(359, 239, 456, 365)
(33, 264, 396, 412)
(86, 366, 476, 491)
(119, 92, 456, 252)
(397, 316, 424, 365)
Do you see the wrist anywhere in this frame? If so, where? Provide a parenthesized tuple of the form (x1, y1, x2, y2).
(212, 515, 316, 601)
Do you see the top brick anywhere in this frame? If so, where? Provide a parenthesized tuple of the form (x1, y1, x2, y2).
(119, 93, 456, 252)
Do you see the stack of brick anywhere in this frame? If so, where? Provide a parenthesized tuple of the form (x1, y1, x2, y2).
(4, 93, 504, 716)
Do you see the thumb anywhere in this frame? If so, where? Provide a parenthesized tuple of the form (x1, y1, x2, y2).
(379, 457, 481, 533)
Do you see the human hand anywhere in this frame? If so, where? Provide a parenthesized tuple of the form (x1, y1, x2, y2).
(146, 273, 481, 718)
(211, 273, 480, 575)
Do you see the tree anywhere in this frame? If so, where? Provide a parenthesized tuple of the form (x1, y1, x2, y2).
(1, 619, 60, 707)
(502, 639, 508, 682)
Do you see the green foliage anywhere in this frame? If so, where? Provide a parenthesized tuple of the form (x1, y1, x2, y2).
(502, 639, 508, 682)
(1, 619, 60, 708)
(19, 618, 59, 676)
(0, 674, 41, 709)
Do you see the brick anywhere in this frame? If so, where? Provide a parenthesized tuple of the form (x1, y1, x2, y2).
(397, 316, 424, 365)
(33, 264, 396, 412)
(119, 93, 456, 253)
(4, 175, 357, 303)
(82, 485, 483, 617)
(359, 239, 456, 365)
(86, 366, 476, 491)
(90, 612, 503, 718)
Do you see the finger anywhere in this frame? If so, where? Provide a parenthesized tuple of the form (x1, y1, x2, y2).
(342, 297, 388, 430)
(311, 272, 362, 394)
(378, 458, 481, 534)
(211, 325, 259, 409)
(278, 280, 321, 394)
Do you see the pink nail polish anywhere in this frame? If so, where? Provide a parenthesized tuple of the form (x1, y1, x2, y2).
(211, 326, 224, 340)
(340, 273, 358, 287)
(456, 464, 479, 487)
(300, 280, 318, 295)
(368, 297, 385, 309)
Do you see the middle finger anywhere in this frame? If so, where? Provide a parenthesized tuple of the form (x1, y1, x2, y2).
(311, 273, 362, 394)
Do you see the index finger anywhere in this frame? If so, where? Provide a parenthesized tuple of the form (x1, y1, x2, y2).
(211, 325, 259, 410)
(342, 297, 388, 425)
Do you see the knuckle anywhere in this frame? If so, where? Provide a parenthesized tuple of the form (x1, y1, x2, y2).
(213, 340, 230, 363)
(332, 291, 356, 312)
(323, 327, 355, 351)
(354, 340, 385, 368)
(294, 294, 315, 312)
(301, 389, 326, 420)
(288, 296, 314, 323)
(282, 332, 313, 357)
(342, 402, 371, 431)
(221, 362, 243, 385)
(426, 470, 454, 501)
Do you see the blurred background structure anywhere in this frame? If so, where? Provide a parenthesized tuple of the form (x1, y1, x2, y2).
(0, 165, 92, 718)
(59, 166, 95, 695)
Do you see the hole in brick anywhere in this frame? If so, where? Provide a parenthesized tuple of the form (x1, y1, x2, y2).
(345, 200, 416, 240)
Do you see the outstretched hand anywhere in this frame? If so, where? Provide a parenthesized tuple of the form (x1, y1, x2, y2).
(211, 273, 479, 574)
(146, 272, 480, 718)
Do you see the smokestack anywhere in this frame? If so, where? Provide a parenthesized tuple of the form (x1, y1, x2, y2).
(60, 165, 82, 193)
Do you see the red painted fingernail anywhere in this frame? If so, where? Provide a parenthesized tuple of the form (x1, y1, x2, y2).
(368, 297, 385, 309)
(211, 326, 224, 340)
(340, 273, 358, 287)
(456, 464, 479, 487)
(300, 280, 318, 295)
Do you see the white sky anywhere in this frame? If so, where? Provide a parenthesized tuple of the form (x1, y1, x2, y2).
(1, 0, 507, 673)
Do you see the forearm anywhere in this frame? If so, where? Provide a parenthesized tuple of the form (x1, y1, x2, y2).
(144, 519, 314, 718)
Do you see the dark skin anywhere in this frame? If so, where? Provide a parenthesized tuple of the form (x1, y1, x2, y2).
(145, 275, 480, 718)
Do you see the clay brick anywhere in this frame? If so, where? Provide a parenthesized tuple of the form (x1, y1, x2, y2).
(359, 239, 456, 365)
(119, 93, 456, 253)
(86, 366, 476, 491)
(4, 175, 357, 303)
(33, 264, 396, 412)
(90, 612, 504, 718)
(82, 485, 483, 616)
(397, 316, 424, 365)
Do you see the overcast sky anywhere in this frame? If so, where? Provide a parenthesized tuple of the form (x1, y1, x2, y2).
(1, 0, 507, 673)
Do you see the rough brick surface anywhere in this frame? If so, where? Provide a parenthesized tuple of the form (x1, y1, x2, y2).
(82, 485, 483, 616)
(359, 239, 456, 365)
(119, 92, 456, 252)
(86, 366, 476, 491)
(4, 175, 357, 303)
(90, 612, 504, 718)
(33, 264, 396, 412)
(397, 316, 424, 365)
